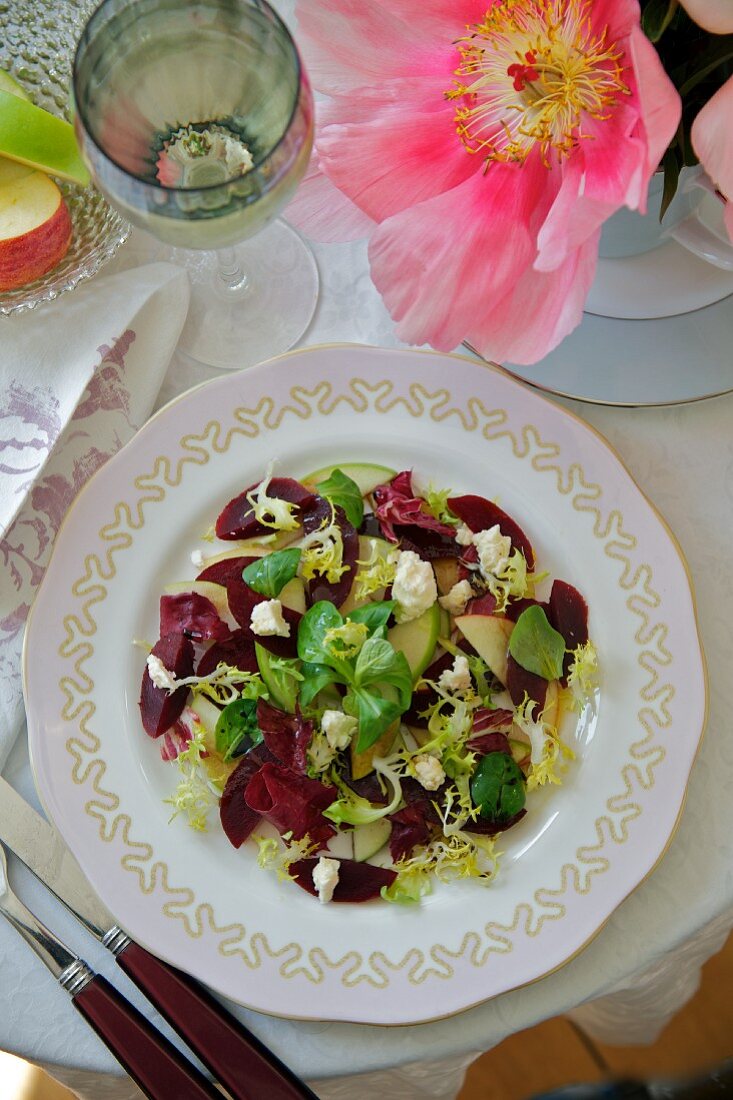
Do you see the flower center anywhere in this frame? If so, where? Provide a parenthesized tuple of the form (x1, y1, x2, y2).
(447, 0, 629, 166)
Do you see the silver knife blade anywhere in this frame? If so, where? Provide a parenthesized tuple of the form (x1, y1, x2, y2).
(0, 775, 114, 938)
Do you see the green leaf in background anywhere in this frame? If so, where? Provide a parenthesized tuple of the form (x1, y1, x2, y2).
(660, 144, 681, 220)
(642, 0, 678, 42)
(215, 697, 263, 760)
(346, 600, 396, 636)
(242, 548, 301, 598)
(508, 605, 566, 681)
(315, 468, 364, 529)
(470, 752, 526, 821)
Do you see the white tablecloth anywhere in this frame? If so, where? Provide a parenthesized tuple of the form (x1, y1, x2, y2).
(2, 220, 732, 1099)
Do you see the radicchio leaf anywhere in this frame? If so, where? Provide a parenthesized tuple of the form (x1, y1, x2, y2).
(373, 470, 455, 543)
(244, 762, 337, 847)
(216, 477, 315, 541)
(448, 494, 535, 569)
(506, 654, 548, 710)
(548, 579, 589, 682)
(467, 731, 512, 755)
(465, 593, 498, 616)
(388, 802, 433, 862)
(196, 628, 258, 676)
(220, 744, 276, 848)
(139, 633, 194, 738)
(226, 579, 301, 658)
(290, 857, 397, 902)
(159, 592, 229, 642)
(196, 556, 258, 585)
(256, 699, 312, 774)
(395, 525, 464, 561)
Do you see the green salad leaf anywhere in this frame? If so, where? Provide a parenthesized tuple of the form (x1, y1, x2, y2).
(315, 468, 364, 529)
(508, 604, 565, 681)
(297, 601, 346, 665)
(242, 547, 301, 598)
(215, 697, 264, 761)
(346, 599, 395, 635)
(299, 662, 346, 706)
(470, 751, 526, 821)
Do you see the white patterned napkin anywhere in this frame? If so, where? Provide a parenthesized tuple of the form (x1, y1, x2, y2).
(0, 262, 190, 769)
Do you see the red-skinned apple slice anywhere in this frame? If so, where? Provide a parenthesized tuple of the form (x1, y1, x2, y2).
(454, 613, 514, 685)
(0, 169, 71, 290)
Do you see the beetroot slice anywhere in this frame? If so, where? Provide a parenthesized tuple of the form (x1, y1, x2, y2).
(244, 762, 337, 847)
(225, 579, 301, 658)
(548, 579, 589, 682)
(215, 477, 315, 541)
(389, 802, 432, 862)
(196, 556, 258, 585)
(290, 857, 397, 902)
(257, 699, 312, 774)
(197, 629, 258, 676)
(301, 498, 359, 608)
(505, 597, 550, 623)
(448, 495, 534, 569)
(506, 654, 548, 710)
(219, 745, 276, 848)
(139, 633, 194, 738)
(465, 808, 526, 836)
(160, 592, 229, 642)
(465, 593, 498, 616)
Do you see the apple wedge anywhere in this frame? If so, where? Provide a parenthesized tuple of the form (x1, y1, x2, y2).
(433, 557, 461, 596)
(388, 603, 441, 681)
(339, 534, 392, 614)
(351, 720, 399, 780)
(0, 89, 90, 185)
(302, 462, 397, 495)
(0, 69, 30, 101)
(455, 613, 514, 686)
(0, 169, 71, 291)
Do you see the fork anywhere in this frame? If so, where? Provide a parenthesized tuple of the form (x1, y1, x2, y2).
(0, 840, 222, 1100)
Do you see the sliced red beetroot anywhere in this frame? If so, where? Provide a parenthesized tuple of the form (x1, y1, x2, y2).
(394, 525, 462, 561)
(216, 477, 315, 541)
(373, 470, 455, 544)
(301, 497, 359, 608)
(506, 654, 548, 710)
(256, 699, 312, 774)
(466, 593, 498, 616)
(548, 579, 589, 681)
(389, 802, 433, 862)
(465, 807, 526, 836)
(139, 633, 195, 738)
(290, 857, 397, 902)
(448, 495, 534, 569)
(219, 744, 276, 848)
(159, 592, 229, 642)
(505, 597, 550, 623)
(225, 579, 301, 658)
(244, 762, 336, 847)
(196, 629, 258, 676)
(468, 731, 512, 755)
(196, 556, 257, 585)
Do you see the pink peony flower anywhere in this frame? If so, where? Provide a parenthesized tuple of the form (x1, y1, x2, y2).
(290, 0, 681, 364)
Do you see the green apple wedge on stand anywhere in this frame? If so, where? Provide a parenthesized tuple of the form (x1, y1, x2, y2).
(302, 462, 396, 496)
(0, 81, 90, 185)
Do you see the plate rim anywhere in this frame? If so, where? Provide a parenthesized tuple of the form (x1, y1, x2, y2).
(21, 342, 708, 1024)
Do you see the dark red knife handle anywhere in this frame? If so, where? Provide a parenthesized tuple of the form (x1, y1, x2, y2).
(116, 939, 319, 1100)
(73, 974, 220, 1100)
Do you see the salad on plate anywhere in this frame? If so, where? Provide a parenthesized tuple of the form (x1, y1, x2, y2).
(138, 463, 598, 905)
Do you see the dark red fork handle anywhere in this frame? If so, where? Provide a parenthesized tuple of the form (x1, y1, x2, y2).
(115, 939, 319, 1100)
(73, 975, 220, 1100)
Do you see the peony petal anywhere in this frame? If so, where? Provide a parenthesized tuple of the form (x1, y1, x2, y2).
(692, 76, 733, 205)
(628, 25, 682, 183)
(295, 0, 456, 95)
(678, 0, 733, 31)
(465, 235, 600, 365)
(376, 0, 488, 38)
(286, 157, 375, 243)
(368, 155, 558, 351)
(317, 81, 473, 221)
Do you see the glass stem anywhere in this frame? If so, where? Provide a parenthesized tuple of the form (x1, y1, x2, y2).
(216, 247, 249, 294)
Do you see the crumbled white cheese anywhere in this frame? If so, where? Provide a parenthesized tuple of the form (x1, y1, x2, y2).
(473, 524, 512, 580)
(250, 599, 290, 637)
(312, 856, 340, 904)
(321, 710, 358, 751)
(392, 550, 437, 624)
(413, 753, 446, 792)
(190, 549, 205, 569)
(147, 654, 178, 691)
(438, 579, 474, 617)
(455, 523, 474, 546)
(437, 655, 472, 695)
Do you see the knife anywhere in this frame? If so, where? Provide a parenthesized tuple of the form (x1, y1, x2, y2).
(0, 775, 318, 1100)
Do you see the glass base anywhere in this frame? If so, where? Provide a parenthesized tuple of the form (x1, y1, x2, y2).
(177, 220, 319, 370)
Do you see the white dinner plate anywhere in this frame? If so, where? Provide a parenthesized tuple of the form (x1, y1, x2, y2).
(23, 345, 706, 1024)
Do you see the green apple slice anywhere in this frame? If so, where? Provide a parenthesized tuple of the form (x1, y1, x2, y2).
(0, 69, 30, 101)
(353, 819, 391, 862)
(340, 534, 393, 614)
(0, 89, 90, 185)
(387, 602, 441, 681)
(302, 462, 396, 496)
(256, 642, 299, 713)
(455, 614, 514, 686)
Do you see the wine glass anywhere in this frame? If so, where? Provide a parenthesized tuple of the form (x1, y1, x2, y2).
(72, 0, 317, 370)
